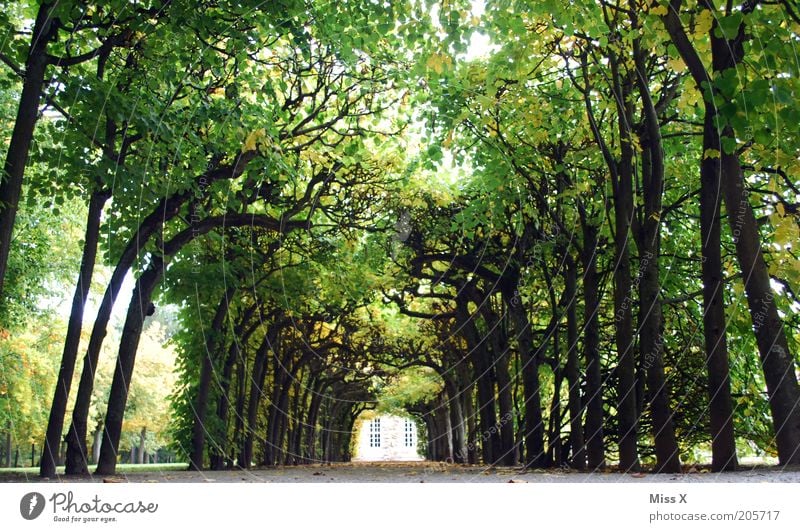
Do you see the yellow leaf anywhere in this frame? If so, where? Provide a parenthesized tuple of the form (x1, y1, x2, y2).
(703, 148, 721, 159)
(771, 211, 799, 248)
(667, 56, 686, 73)
(650, 4, 668, 16)
(425, 52, 451, 75)
(776, 202, 785, 216)
(243, 128, 266, 153)
(426, 53, 444, 74)
(769, 176, 779, 194)
(695, 10, 713, 36)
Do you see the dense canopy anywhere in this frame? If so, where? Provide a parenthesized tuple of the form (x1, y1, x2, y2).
(0, 0, 799, 476)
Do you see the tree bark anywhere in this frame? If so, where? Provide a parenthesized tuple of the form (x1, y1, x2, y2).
(92, 423, 102, 465)
(719, 149, 800, 464)
(633, 46, 681, 473)
(711, 27, 800, 468)
(483, 300, 516, 466)
(0, 3, 55, 300)
(610, 86, 640, 472)
(95, 258, 163, 475)
(503, 287, 545, 468)
(40, 189, 109, 477)
(700, 111, 738, 471)
(242, 336, 271, 468)
(189, 286, 236, 470)
(564, 255, 586, 469)
(210, 305, 259, 469)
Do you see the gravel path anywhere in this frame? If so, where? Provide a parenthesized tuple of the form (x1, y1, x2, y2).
(2, 462, 800, 483)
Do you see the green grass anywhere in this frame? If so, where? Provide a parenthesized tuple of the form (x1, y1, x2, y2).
(0, 463, 188, 475)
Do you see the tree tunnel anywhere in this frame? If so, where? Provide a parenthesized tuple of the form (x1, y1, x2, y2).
(0, 0, 796, 480)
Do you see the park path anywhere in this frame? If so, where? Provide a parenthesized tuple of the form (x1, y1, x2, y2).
(2, 461, 799, 483)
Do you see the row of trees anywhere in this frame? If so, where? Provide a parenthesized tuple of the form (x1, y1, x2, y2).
(388, 0, 800, 471)
(0, 0, 797, 475)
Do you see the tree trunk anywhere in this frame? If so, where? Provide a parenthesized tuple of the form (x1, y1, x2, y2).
(503, 288, 545, 468)
(719, 149, 800, 464)
(546, 350, 564, 467)
(304, 380, 325, 463)
(711, 40, 800, 469)
(565, 255, 586, 469)
(41, 190, 109, 477)
(243, 336, 271, 468)
(3, 430, 10, 468)
(210, 306, 259, 469)
(189, 286, 236, 470)
(611, 125, 640, 472)
(700, 110, 738, 471)
(633, 47, 681, 473)
(580, 220, 606, 469)
(234, 347, 247, 468)
(443, 377, 467, 463)
(95, 258, 163, 475)
(0, 3, 54, 300)
(490, 326, 516, 466)
(456, 294, 500, 464)
(137, 427, 146, 465)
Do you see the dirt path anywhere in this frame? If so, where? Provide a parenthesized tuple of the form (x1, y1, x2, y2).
(2, 461, 799, 483)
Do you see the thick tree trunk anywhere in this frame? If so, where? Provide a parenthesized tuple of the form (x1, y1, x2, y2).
(472, 355, 497, 464)
(273, 384, 291, 465)
(443, 378, 467, 463)
(95, 259, 163, 475)
(719, 149, 800, 464)
(234, 351, 247, 467)
(0, 3, 54, 301)
(638, 238, 682, 473)
(546, 350, 564, 467)
(243, 336, 271, 468)
(3, 430, 10, 467)
(189, 286, 236, 470)
(503, 289, 545, 468)
(711, 29, 800, 468)
(661, 0, 800, 468)
(633, 52, 681, 473)
(210, 307, 259, 469)
(458, 366, 478, 464)
(700, 112, 738, 471)
(41, 190, 109, 477)
(456, 294, 500, 464)
(491, 330, 517, 466)
(612, 147, 640, 472)
(304, 379, 326, 463)
(565, 255, 586, 469)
